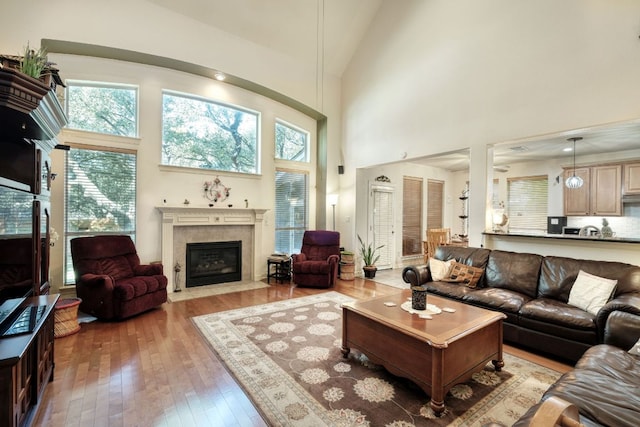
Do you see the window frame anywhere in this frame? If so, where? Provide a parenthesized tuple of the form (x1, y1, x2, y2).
(402, 176, 423, 256)
(275, 119, 310, 163)
(161, 90, 261, 175)
(63, 146, 137, 284)
(507, 174, 549, 233)
(65, 80, 139, 138)
(274, 168, 309, 255)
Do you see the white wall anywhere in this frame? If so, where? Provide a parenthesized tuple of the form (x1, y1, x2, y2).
(342, 0, 640, 262)
(3, 0, 343, 290)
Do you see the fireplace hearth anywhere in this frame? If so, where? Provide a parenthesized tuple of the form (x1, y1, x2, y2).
(186, 241, 242, 287)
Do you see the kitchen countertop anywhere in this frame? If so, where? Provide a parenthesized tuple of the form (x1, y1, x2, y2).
(483, 231, 640, 244)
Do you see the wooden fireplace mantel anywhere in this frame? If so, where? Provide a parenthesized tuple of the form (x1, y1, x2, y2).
(157, 206, 268, 290)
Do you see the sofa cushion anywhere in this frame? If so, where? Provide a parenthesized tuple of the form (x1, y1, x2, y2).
(462, 287, 530, 314)
(484, 250, 542, 299)
(428, 258, 453, 281)
(435, 246, 491, 268)
(538, 256, 634, 301)
(542, 344, 640, 427)
(520, 298, 596, 330)
(114, 275, 167, 301)
(568, 270, 617, 315)
(293, 260, 332, 275)
(444, 261, 483, 288)
(435, 246, 491, 286)
(424, 281, 477, 300)
(99, 255, 135, 280)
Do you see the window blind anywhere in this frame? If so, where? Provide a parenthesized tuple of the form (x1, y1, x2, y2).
(64, 147, 137, 283)
(402, 176, 423, 256)
(427, 179, 444, 229)
(507, 175, 548, 232)
(275, 169, 308, 255)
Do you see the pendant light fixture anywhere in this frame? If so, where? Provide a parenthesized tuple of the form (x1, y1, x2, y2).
(565, 137, 584, 189)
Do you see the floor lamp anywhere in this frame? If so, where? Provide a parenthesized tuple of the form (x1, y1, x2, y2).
(327, 194, 338, 231)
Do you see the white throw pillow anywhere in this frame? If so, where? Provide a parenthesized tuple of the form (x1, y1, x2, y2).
(568, 270, 617, 315)
(429, 258, 453, 281)
(629, 338, 640, 356)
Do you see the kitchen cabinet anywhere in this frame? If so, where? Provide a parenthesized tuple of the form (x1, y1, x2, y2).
(564, 165, 622, 216)
(624, 163, 640, 195)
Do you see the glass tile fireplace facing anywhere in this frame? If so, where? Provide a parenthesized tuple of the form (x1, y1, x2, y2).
(186, 241, 242, 287)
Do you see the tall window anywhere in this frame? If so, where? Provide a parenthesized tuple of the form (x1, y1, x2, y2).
(507, 175, 548, 232)
(274, 170, 308, 255)
(426, 179, 444, 229)
(275, 121, 309, 162)
(402, 176, 423, 256)
(64, 148, 136, 283)
(161, 92, 259, 174)
(66, 82, 138, 137)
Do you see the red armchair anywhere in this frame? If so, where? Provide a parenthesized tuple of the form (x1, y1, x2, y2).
(71, 235, 168, 320)
(292, 230, 340, 288)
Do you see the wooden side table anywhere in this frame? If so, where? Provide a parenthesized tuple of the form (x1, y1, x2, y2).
(267, 256, 291, 284)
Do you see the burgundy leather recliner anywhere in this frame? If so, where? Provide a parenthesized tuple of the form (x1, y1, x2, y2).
(292, 230, 340, 288)
(71, 235, 168, 320)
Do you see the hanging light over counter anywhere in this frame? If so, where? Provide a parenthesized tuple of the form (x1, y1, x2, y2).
(565, 137, 584, 189)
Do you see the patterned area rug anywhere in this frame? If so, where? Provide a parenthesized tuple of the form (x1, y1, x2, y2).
(193, 292, 561, 426)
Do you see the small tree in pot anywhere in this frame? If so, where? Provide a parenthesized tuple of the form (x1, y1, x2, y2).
(357, 234, 384, 279)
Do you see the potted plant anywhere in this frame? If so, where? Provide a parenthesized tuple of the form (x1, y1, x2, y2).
(357, 234, 384, 279)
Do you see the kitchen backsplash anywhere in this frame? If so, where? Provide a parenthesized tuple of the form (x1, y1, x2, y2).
(567, 204, 640, 239)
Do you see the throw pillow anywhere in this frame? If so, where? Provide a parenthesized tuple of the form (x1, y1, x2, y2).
(629, 338, 640, 356)
(429, 258, 453, 281)
(445, 261, 484, 289)
(567, 270, 617, 316)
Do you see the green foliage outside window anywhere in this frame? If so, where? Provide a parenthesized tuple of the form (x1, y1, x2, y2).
(275, 121, 308, 162)
(162, 93, 259, 174)
(66, 83, 137, 137)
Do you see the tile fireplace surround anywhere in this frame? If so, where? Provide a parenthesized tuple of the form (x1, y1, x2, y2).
(157, 206, 268, 292)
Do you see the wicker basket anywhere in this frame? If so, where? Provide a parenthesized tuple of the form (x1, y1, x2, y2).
(340, 262, 355, 280)
(54, 298, 82, 338)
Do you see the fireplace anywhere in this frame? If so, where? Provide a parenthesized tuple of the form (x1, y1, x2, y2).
(186, 241, 242, 287)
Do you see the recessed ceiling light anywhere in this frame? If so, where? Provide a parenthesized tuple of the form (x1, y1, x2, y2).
(214, 72, 226, 81)
(563, 147, 573, 152)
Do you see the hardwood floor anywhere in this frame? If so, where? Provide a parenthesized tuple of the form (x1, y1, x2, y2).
(34, 278, 572, 427)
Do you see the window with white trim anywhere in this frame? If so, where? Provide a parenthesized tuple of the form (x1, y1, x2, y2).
(507, 175, 548, 232)
(275, 121, 309, 162)
(402, 176, 423, 256)
(274, 169, 308, 255)
(66, 81, 138, 137)
(64, 147, 137, 284)
(161, 91, 259, 174)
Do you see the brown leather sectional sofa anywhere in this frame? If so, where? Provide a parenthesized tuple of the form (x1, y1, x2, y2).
(513, 310, 640, 427)
(402, 246, 640, 363)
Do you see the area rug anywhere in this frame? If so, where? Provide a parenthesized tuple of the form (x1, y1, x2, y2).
(168, 281, 270, 302)
(193, 292, 561, 426)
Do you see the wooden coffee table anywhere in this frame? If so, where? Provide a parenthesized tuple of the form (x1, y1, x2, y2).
(341, 290, 506, 416)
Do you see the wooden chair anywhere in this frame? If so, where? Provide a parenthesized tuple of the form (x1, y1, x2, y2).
(423, 228, 451, 263)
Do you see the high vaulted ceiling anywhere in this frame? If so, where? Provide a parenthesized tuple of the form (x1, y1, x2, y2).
(146, 0, 382, 76)
(145, 1, 639, 171)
